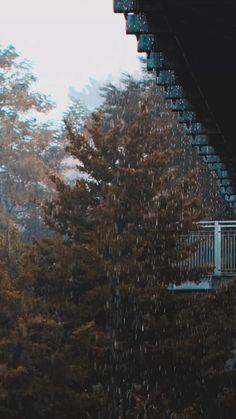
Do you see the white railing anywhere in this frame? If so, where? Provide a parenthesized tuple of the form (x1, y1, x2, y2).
(187, 221, 236, 276)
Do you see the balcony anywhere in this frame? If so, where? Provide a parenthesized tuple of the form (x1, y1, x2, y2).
(172, 220, 236, 291)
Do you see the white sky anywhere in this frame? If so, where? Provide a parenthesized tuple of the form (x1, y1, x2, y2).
(0, 0, 141, 119)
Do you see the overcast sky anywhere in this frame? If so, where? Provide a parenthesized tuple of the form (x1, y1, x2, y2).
(0, 0, 141, 119)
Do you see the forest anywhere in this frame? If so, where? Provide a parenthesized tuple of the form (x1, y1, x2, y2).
(0, 44, 236, 419)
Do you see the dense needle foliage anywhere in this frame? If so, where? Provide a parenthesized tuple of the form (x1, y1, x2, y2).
(0, 74, 236, 418)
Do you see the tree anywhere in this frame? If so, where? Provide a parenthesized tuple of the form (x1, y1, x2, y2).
(68, 76, 107, 110)
(63, 96, 89, 135)
(37, 78, 207, 417)
(4, 73, 235, 418)
(0, 44, 63, 240)
(100, 72, 233, 220)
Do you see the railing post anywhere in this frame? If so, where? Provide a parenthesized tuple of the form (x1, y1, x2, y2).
(214, 221, 222, 276)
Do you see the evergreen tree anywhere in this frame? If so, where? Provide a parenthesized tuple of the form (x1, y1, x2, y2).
(63, 97, 89, 135)
(39, 83, 208, 417)
(5, 74, 236, 418)
(100, 73, 233, 220)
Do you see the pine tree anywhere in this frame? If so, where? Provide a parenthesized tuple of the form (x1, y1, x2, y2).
(40, 82, 208, 417)
(100, 73, 233, 220)
(17, 75, 236, 418)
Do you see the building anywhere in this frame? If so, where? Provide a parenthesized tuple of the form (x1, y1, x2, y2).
(114, 0, 236, 209)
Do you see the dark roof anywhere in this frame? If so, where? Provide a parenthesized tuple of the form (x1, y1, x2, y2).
(114, 0, 236, 207)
